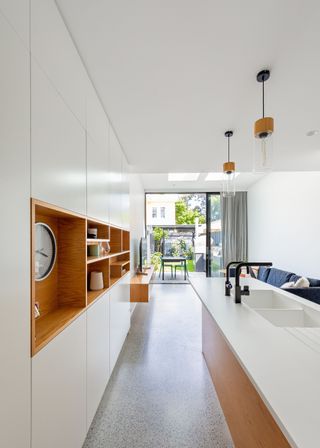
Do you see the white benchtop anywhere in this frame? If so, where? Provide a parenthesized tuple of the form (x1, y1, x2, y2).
(190, 276, 320, 448)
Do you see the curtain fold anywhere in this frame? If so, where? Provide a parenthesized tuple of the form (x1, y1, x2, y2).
(221, 192, 248, 267)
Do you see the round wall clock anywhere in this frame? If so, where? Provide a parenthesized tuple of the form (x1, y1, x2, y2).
(35, 222, 57, 281)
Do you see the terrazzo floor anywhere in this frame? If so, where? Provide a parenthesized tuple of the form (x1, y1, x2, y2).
(83, 284, 234, 448)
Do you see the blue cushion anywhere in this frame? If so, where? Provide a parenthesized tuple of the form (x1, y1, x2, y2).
(266, 268, 294, 288)
(289, 274, 300, 283)
(308, 277, 320, 287)
(257, 266, 270, 282)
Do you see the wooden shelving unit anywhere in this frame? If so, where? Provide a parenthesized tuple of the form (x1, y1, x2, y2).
(31, 199, 131, 356)
(31, 199, 87, 355)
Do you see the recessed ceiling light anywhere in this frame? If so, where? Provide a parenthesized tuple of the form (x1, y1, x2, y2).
(205, 172, 240, 181)
(168, 173, 200, 181)
(306, 130, 319, 137)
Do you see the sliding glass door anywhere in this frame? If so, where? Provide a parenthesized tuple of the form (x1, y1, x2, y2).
(206, 194, 222, 277)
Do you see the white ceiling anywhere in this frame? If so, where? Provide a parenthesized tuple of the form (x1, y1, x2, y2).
(141, 172, 264, 192)
(57, 0, 320, 173)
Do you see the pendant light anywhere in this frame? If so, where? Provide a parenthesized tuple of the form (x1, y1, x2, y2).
(222, 130, 236, 197)
(254, 69, 274, 172)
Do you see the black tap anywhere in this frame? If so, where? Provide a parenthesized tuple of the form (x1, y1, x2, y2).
(235, 262, 272, 303)
(225, 261, 243, 296)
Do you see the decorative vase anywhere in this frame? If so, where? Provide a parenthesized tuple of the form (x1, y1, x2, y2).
(90, 271, 104, 291)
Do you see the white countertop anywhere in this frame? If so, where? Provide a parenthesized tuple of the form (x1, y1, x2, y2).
(190, 276, 320, 448)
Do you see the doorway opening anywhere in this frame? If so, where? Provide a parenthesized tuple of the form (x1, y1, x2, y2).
(145, 193, 222, 282)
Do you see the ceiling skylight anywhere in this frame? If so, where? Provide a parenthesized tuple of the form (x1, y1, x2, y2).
(168, 173, 200, 181)
(205, 172, 240, 181)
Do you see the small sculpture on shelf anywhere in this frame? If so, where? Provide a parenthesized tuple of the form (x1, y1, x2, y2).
(87, 228, 98, 239)
(100, 241, 110, 255)
(34, 302, 40, 319)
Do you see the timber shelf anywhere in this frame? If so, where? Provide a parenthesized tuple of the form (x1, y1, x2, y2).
(87, 250, 130, 264)
(130, 265, 154, 303)
(110, 260, 130, 267)
(87, 288, 109, 306)
(31, 199, 131, 356)
(87, 238, 110, 245)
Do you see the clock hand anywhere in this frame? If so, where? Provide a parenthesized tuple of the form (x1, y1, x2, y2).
(36, 249, 48, 258)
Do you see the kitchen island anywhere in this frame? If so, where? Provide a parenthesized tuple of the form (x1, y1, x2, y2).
(190, 276, 320, 448)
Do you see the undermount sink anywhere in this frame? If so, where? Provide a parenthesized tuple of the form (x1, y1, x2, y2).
(255, 308, 320, 327)
(242, 289, 320, 328)
(242, 290, 299, 310)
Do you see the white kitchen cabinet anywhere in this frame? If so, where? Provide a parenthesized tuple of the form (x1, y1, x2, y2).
(87, 133, 109, 222)
(0, 12, 31, 448)
(31, 0, 87, 126)
(32, 314, 87, 448)
(0, 0, 29, 46)
(109, 127, 123, 227)
(109, 274, 130, 374)
(31, 60, 86, 215)
(86, 84, 108, 149)
(86, 292, 110, 429)
(121, 153, 130, 230)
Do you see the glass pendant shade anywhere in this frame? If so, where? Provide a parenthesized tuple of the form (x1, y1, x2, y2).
(253, 133, 273, 172)
(254, 70, 274, 172)
(253, 116, 274, 172)
(222, 171, 236, 197)
(222, 131, 236, 198)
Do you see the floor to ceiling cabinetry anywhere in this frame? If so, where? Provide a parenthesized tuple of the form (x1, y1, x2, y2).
(86, 292, 110, 429)
(31, 61, 87, 215)
(1, 0, 136, 446)
(0, 5, 31, 448)
(32, 314, 87, 448)
(31, 0, 129, 225)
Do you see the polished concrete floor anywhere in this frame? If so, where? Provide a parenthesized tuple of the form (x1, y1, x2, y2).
(84, 284, 234, 448)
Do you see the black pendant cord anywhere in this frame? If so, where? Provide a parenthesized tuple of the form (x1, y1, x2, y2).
(262, 80, 265, 118)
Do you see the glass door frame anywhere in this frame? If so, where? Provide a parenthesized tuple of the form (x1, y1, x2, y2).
(144, 191, 220, 277)
(206, 192, 221, 277)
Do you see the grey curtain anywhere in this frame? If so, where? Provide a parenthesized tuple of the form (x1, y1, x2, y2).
(221, 192, 248, 267)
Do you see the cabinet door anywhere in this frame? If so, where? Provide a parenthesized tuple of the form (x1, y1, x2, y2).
(0, 13, 31, 448)
(109, 127, 122, 227)
(31, 0, 87, 126)
(109, 275, 130, 374)
(31, 61, 86, 214)
(0, 0, 29, 46)
(32, 314, 87, 448)
(87, 292, 110, 429)
(87, 134, 109, 222)
(121, 153, 130, 230)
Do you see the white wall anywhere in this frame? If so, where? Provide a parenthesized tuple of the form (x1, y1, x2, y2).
(129, 173, 145, 314)
(130, 174, 145, 273)
(248, 172, 320, 278)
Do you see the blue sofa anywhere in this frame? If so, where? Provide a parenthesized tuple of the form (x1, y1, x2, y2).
(256, 267, 320, 305)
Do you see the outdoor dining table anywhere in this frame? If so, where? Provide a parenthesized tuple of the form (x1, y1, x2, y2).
(161, 256, 187, 280)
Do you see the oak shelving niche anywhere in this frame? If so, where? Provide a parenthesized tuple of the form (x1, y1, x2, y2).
(31, 199, 130, 356)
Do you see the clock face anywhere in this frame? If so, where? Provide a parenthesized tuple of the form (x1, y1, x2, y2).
(35, 223, 57, 281)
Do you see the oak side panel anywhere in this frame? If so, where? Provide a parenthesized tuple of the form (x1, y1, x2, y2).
(58, 218, 86, 307)
(202, 305, 291, 448)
